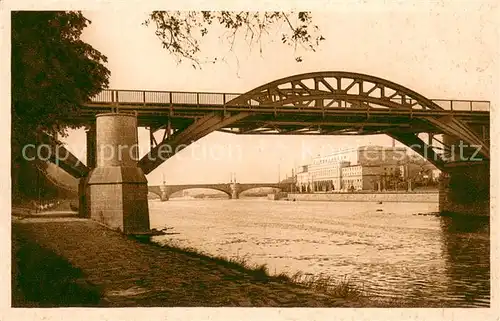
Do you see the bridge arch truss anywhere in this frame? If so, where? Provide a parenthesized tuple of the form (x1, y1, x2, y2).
(222, 72, 489, 169)
(73, 71, 491, 176)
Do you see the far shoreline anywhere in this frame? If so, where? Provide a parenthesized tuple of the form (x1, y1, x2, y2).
(283, 190, 439, 203)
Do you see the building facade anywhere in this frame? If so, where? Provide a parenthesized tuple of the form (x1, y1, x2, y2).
(296, 146, 411, 192)
(341, 165, 380, 191)
(296, 165, 310, 193)
(308, 158, 350, 192)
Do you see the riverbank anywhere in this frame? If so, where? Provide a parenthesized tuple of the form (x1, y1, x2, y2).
(287, 191, 438, 203)
(11, 198, 78, 215)
(13, 213, 474, 307)
(12, 216, 363, 307)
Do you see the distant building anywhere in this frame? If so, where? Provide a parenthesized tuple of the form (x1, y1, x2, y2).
(295, 146, 411, 192)
(341, 165, 383, 191)
(308, 158, 350, 192)
(356, 146, 407, 166)
(296, 165, 310, 193)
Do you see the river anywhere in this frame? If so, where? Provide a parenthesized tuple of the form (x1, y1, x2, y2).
(148, 198, 490, 307)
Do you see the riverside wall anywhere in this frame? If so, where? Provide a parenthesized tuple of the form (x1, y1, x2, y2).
(287, 192, 438, 203)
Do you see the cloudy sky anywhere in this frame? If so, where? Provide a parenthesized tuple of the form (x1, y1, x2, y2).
(56, 1, 497, 185)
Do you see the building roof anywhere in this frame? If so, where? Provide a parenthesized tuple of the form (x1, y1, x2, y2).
(312, 145, 407, 160)
(279, 177, 295, 184)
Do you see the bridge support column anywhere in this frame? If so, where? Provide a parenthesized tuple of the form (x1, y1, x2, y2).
(78, 123, 96, 218)
(86, 113, 150, 234)
(86, 122, 97, 168)
(159, 185, 169, 201)
(439, 162, 489, 216)
(78, 175, 91, 218)
(439, 134, 489, 216)
(230, 183, 240, 200)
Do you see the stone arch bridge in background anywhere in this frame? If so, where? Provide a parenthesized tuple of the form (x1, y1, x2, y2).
(148, 182, 290, 201)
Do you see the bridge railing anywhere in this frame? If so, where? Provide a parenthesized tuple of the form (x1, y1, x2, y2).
(90, 89, 241, 106)
(431, 99, 490, 112)
(89, 89, 490, 112)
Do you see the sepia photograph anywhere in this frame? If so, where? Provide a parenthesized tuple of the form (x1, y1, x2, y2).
(3, 0, 498, 320)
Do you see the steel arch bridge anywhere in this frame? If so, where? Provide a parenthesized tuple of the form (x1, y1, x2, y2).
(57, 71, 489, 177)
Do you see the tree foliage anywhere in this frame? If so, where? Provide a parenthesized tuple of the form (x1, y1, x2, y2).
(144, 11, 325, 67)
(11, 11, 110, 201)
(11, 11, 110, 142)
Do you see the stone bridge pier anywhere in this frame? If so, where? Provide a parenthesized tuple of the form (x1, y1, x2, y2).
(439, 162, 489, 216)
(80, 113, 151, 234)
(230, 182, 240, 200)
(159, 184, 169, 202)
(439, 132, 490, 216)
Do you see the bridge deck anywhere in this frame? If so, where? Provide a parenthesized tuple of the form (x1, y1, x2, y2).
(78, 90, 490, 131)
(86, 89, 490, 112)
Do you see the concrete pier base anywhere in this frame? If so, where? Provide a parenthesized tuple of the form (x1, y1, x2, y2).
(88, 167, 150, 233)
(86, 113, 150, 234)
(439, 162, 489, 216)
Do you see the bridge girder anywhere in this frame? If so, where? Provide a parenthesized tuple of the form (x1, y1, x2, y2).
(224, 71, 489, 162)
(74, 71, 489, 177)
(35, 132, 89, 178)
(139, 112, 249, 175)
(386, 132, 446, 171)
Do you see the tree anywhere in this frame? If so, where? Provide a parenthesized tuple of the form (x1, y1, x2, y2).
(11, 11, 322, 201)
(402, 155, 440, 190)
(12, 11, 110, 140)
(144, 11, 325, 67)
(11, 11, 110, 200)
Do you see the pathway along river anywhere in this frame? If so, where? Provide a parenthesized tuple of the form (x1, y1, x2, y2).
(149, 198, 489, 307)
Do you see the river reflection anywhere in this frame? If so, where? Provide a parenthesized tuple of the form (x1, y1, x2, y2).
(149, 198, 489, 307)
(439, 216, 490, 307)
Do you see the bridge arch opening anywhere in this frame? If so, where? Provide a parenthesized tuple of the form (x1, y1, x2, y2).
(168, 187, 231, 200)
(148, 191, 161, 200)
(238, 187, 282, 197)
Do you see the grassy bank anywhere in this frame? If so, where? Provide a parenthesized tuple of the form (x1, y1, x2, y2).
(130, 238, 454, 307)
(135, 236, 364, 302)
(12, 219, 363, 307)
(13, 218, 460, 307)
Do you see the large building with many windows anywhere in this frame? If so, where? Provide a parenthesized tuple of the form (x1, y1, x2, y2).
(295, 146, 410, 192)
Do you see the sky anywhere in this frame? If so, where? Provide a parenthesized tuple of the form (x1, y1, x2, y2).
(56, 2, 498, 185)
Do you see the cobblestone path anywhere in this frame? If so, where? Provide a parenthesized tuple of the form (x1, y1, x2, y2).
(12, 218, 348, 307)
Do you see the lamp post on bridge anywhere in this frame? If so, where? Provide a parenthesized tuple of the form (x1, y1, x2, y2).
(230, 172, 239, 199)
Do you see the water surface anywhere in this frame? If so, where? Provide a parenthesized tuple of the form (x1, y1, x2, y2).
(149, 198, 489, 307)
